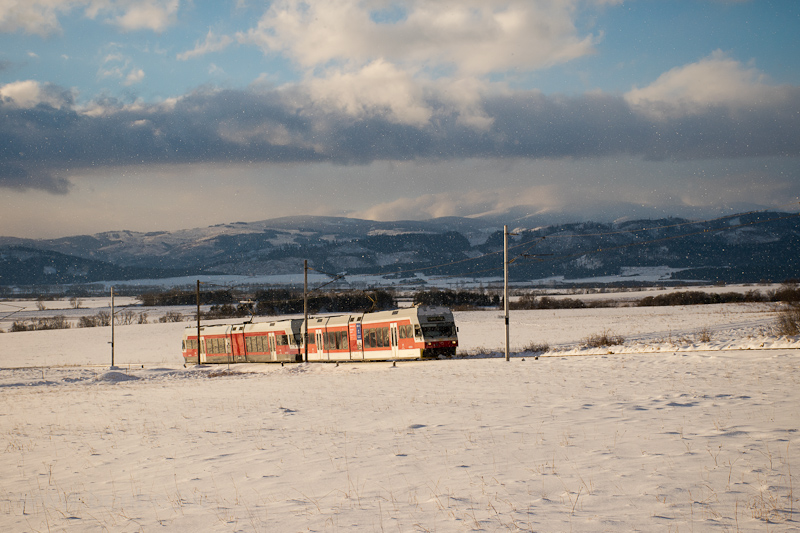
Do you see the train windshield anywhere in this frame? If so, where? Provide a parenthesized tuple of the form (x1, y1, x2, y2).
(420, 324, 456, 338)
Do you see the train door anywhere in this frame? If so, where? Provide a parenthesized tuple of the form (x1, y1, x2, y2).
(199, 336, 207, 364)
(349, 321, 363, 360)
(316, 331, 325, 359)
(390, 323, 399, 359)
(231, 326, 246, 362)
(268, 333, 277, 361)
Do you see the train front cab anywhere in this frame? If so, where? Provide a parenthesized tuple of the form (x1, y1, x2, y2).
(415, 306, 458, 358)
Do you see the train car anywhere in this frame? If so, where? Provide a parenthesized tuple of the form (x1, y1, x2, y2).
(182, 319, 303, 364)
(182, 306, 458, 364)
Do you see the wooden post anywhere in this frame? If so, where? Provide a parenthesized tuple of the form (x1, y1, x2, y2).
(304, 260, 309, 363)
(504, 226, 510, 362)
(197, 279, 201, 365)
(111, 286, 115, 368)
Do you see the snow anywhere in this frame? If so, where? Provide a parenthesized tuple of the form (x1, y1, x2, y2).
(0, 298, 798, 531)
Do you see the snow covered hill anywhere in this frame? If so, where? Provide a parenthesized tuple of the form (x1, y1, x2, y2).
(2, 210, 800, 287)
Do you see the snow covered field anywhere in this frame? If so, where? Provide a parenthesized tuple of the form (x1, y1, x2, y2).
(1, 299, 798, 531)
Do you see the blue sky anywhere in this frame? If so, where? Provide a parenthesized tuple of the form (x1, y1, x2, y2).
(1, 0, 798, 238)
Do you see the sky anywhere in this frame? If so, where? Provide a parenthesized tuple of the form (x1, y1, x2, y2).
(1, 0, 799, 239)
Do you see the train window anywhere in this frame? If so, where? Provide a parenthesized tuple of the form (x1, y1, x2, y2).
(382, 327, 390, 347)
(368, 329, 377, 348)
(421, 324, 456, 338)
(414, 325, 421, 338)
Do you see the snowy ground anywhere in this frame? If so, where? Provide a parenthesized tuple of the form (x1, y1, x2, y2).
(1, 298, 798, 531)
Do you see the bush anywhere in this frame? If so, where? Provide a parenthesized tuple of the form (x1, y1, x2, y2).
(775, 304, 800, 336)
(413, 289, 499, 309)
(523, 341, 550, 354)
(769, 284, 800, 303)
(637, 291, 765, 307)
(78, 315, 101, 328)
(583, 330, 624, 348)
(11, 315, 71, 331)
(510, 294, 588, 310)
(159, 311, 184, 323)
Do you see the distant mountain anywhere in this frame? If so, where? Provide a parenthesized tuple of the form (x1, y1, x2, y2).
(0, 246, 185, 286)
(1, 211, 799, 287)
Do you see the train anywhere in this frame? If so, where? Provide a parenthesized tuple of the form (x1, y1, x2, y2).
(181, 306, 458, 364)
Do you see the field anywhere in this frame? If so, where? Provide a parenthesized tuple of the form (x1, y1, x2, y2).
(1, 292, 798, 531)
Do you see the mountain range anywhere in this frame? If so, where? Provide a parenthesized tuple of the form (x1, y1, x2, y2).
(1, 211, 799, 288)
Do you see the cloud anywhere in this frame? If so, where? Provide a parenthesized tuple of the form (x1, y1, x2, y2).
(108, 0, 179, 32)
(1, 57, 798, 194)
(98, 48, 146, 87)
(305, 60, 433, 126)
(124, 68, 145, 85)
(238, 0, 601, 76)
(625, 50, 793, 118)
(0, 80, 74, 108)
(0, 0, 73, 36)
(0, 0, 181, 36)
(0, 163, 71, 194)
(177, 30, 234, 60)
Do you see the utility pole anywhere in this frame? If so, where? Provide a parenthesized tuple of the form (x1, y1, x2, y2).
(503, 225, 518, 361)
(110, 286, 115, 368)
(504, 225, 509, 361)
(196, 279, 201, 365)
(304, 260, 309, 363)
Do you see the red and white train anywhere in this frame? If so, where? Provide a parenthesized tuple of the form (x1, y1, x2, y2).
(181, 306, 458, 364)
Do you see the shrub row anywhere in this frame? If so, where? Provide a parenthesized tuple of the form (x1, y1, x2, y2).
(254, 289, 395, 315)
(11, 316, 71, 331)
(413, 289, 500, 309)
(637, 290, 766, 307)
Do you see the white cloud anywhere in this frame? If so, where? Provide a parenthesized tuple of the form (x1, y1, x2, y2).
(238, 1, 607, 127)
(305, 60, 433, 126)
(240, 0, 600, 76)
(0, 0, 180, 35)
(0, 0, 74, 36)
(96, 48, 145, 87)
(0, 79, 73, 108)
(105, 0, 179, 32)
(0, 80, 74, 109)
(625, 50, 792, 118)
(177, 30, 234, 60)
(124, 67, 144, 85)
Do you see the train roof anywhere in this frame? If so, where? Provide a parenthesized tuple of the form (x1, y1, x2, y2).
(183, 306, 455, 337)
